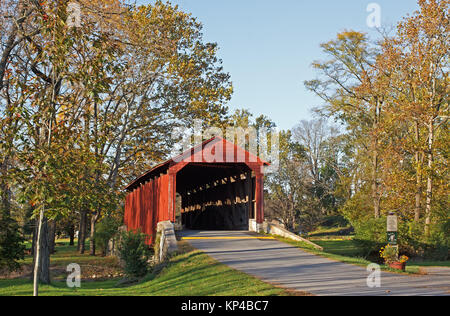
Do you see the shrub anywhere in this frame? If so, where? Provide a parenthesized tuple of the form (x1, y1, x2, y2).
(423, 221, 449, 260)
(352, 217, 386, 259)
(348, 214, 449, 261)
(94, 216, 120, 256)
(379, 244, 398, 264)
(118, 230, 152, 278)
(339, 191, 449, 260)
(0, 213, 26, 272)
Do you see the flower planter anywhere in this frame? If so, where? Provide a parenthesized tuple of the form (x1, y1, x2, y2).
(388, 261, 406, 271)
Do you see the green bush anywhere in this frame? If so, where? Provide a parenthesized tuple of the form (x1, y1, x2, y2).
(423, 221, 449, 260)
(95, 216, 120, 256)
(347, 214, 449, 260)
(118, 230, 152, 278)
(339, 191, 373, 224)
(337, 189, 449, 260)
(352, 217, 386, 259)
(0, 214, 26, 272)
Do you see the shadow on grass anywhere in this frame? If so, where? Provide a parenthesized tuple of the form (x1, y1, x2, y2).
(129, 249, 280, 296)
(0, 278, 30, 290)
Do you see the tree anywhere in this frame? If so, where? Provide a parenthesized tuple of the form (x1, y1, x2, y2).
(0, 209, 26, 272)
(0, 0, 234, 295)
(305, 31, 388, 219)
(292, 119, 342, 216)
(265, 131, 306, 231)
(304, 0, 448, 255)
(78, 1, 233, 255)
(377, 0, 448, 234)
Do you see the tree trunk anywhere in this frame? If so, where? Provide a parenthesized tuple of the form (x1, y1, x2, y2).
(414, 121, 423, 222)
(77, 212, 82, 252)
(89, 212, 99, 256)
(33, 210, 43, 296)
(78, 210, 87, 254)
(33, 212, 50, 296)
(372, 98, 381, 219)
(31, 218, 37, 258)
(425, 119, 434, 236)
(68, 224, 75, 246)
(39, 218, 51, 284)
(48, 220, 56, 254)
(372, 143, 380, 218)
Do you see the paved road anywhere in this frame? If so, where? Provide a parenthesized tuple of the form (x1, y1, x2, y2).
(180, 230, 450, 296)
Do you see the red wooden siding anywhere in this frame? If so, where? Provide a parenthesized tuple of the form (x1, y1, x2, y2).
(124, 176, 170, 245)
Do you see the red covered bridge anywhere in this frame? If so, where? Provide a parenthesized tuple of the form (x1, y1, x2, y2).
(124, 136, 268, 244)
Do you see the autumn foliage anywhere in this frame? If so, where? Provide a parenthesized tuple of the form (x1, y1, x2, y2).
(0, 0, 232, 280)
(306, 0, 448, 258)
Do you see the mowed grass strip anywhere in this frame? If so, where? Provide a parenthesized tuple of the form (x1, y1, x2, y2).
(181, 237, 276, 240)
(0, 241, 295, 296)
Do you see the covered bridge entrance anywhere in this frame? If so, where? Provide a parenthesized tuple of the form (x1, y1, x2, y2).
(124, 137, 268, 244)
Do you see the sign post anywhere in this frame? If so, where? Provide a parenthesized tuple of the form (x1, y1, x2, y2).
(387, 213, 399, 257)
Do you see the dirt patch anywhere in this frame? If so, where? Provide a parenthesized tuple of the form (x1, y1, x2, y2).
(1, 259, 123, 281)
(0, 265, 65, 280)
(0, 265, 33, 280)
(75, 263, 124, 281)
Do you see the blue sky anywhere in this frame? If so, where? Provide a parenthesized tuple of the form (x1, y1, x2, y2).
(138, 1, 419, 130)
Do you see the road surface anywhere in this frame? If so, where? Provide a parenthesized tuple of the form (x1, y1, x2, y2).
(180, 230, 450, 296)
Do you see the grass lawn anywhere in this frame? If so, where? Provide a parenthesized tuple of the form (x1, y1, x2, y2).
(308, 226, 354, 240)
(0, 240, 299, 296)
(313, 239, 364, 257)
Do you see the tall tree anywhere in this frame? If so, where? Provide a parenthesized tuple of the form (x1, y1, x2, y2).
(305, 31, 389, 219)
(265, 131, 306, 231)
(293, 119, 342, 215)
(378, 0, 448, 233)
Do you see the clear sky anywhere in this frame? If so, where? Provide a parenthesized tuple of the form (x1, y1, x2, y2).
(138, 0, 420, 130)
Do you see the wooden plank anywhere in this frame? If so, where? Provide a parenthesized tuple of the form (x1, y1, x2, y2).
(245, 171, 253, 220)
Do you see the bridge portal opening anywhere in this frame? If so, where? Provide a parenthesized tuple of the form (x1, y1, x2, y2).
(177, 163, 255, 231)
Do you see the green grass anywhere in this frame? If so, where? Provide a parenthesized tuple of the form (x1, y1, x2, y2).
(308, 226, 353, 239)
(407, 260, 450, 268)
(0, 241, 297, 296)
(313, 239, 363, 257)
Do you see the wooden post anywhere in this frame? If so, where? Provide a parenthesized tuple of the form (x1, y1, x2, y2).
(168, 170, 177, 223)
(255, 172, 264, 224)
(245, 172, 253, 220)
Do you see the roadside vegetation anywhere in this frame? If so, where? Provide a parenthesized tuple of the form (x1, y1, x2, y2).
(264, 0, 449, 267)
(272, 217, 449, 275)
(0, 240, 301, 296)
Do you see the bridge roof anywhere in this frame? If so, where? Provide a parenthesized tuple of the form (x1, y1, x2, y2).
(125, 136, 269, 191)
